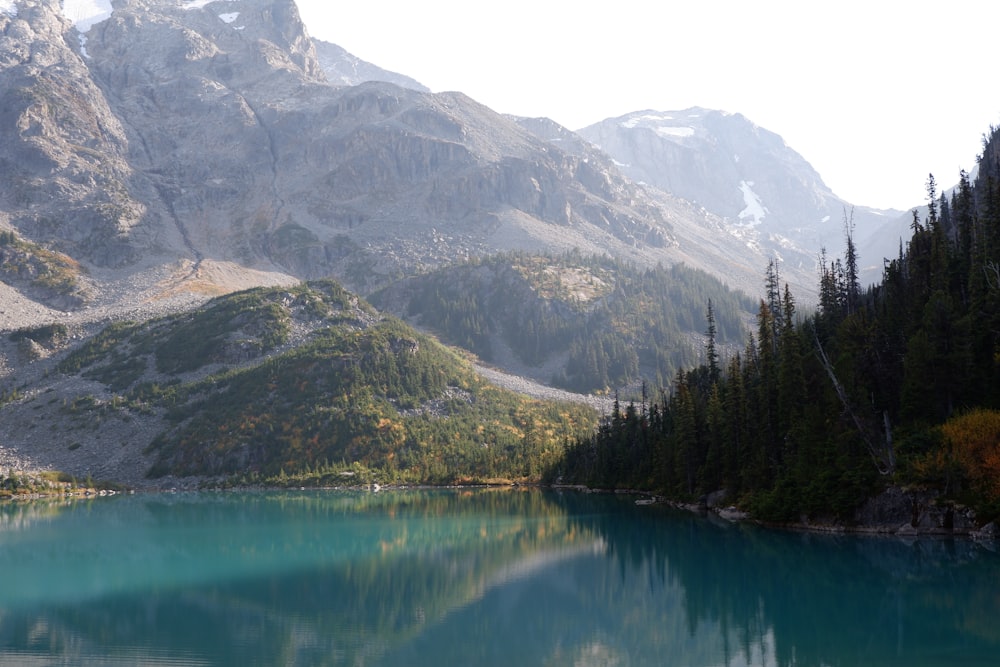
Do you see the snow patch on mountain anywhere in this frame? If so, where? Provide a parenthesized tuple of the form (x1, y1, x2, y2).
(61, 0, 113, 31)
(620, 113, 695, 140)
(218, 11, 238, 23)
(655, 126, 695, 139)
(0, 1, 16, 17)
(622, 113, 675, 128)
(738, 181, 767, 226)
(182, 0, 238, 10)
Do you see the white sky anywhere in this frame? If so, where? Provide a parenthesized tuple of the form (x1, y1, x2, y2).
(295, 0, 1000, 211)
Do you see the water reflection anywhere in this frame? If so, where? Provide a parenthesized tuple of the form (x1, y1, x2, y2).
(0, 490, 996, 666)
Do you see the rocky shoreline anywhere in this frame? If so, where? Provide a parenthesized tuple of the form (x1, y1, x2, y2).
(556, 484, 999, 541)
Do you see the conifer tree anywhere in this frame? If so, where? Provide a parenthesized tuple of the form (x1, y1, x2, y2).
(843, 208, 860, 315)
(705, 299, 720, 383)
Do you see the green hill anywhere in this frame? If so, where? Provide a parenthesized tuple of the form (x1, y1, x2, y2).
(371, 252, 755, 394)
(7, 280, 596, 486)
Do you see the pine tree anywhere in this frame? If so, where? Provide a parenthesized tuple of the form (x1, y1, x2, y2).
(843, 208, 860, 315)
(765, 258, 783, 341)
(705, 299, 720, 383)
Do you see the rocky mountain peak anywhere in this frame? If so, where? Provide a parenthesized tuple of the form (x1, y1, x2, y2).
(0, 0, 140, 268)
(580, 108, 830, 227)
(577, 108, 904, 280)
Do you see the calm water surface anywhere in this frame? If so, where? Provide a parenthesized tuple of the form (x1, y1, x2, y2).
(0, 489, 997, 666)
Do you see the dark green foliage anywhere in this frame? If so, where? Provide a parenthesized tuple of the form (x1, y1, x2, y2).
(58, 320, 140, 375)
(559, 126, 1000, 521)
(152, 295, 291, 375)
(372, 251, 754, 393)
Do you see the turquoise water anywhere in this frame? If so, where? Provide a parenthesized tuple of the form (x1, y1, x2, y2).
(0, 489, 997, 666)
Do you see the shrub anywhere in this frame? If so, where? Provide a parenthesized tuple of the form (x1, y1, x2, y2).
(940, 409, 1000, 501)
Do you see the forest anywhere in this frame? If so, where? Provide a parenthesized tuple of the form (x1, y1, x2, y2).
(371, 251, 754, 393)
(556, 126, 1000, 523)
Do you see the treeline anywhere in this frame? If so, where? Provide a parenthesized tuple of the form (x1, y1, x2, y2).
(557, 127, 1000, 522)
(372, 250, 754, 393)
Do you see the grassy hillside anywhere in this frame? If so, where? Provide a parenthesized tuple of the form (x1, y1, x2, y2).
(47, 280, 596, 486)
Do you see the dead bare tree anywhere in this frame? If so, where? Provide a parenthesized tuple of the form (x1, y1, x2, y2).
(813, 331, 895, 476)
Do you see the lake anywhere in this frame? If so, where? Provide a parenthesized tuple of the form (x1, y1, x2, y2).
(0, 488, 996, 666)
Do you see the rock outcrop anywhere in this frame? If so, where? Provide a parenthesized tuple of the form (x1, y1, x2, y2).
(0, 0, 141, 267)
(854, 486, 978, 536)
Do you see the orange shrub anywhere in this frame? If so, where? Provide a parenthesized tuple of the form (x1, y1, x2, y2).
(941, 409, 1000, 500)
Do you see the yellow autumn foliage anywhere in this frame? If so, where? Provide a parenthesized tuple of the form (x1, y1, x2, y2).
(941, 409, 1000, 501)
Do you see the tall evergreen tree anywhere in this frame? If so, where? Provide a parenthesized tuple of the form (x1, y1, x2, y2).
(705, 299, 720, 383)
(843, 208, 860, 315)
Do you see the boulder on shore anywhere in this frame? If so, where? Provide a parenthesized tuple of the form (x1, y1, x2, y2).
(854, 487, 978, 535)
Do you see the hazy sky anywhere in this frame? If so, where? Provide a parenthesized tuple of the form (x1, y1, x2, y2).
(295, 0, 999, 211)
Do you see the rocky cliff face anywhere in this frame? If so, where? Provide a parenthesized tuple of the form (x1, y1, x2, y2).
(0, 0, 141, 268)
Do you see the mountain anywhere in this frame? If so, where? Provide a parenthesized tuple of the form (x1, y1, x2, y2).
(0, 0, 973, 488)
(314, 39, 429, 92)
(576, 109, 907, 283)
(1, 0, 871, 333)
(0, 0, 766, 486)
(0, 0, 694, 318)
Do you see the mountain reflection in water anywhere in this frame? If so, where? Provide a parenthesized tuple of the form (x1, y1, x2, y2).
(0, 489, 996, 666)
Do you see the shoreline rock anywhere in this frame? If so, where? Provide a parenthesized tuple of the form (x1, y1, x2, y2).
(576, 484, 995, 539)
